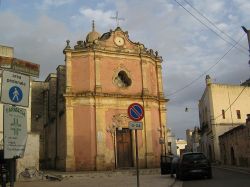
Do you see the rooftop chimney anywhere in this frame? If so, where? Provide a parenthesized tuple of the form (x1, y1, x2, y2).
(205, 75, 212, 85)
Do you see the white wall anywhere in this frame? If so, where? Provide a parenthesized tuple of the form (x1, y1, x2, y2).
(16, 133, 40, 178)
(176, 140, 187, 156)
(199, 83, 250, 162)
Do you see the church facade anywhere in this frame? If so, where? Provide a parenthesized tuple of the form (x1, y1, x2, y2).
(34, 24, 168, 171)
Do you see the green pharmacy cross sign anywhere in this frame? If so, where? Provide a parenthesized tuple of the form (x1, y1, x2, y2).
(3, 105, 27, 159)
(11, 118, 21, 136)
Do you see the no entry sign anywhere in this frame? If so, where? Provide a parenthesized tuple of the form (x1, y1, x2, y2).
(128, 103, 144, 121)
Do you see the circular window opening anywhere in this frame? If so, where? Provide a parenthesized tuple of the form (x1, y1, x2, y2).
(114, 70, 132, 88)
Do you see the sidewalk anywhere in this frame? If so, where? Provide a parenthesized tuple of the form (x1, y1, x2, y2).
(14, 168, 176, 187)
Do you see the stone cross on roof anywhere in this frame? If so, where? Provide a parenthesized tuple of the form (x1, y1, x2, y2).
(110, 11, 125, 27)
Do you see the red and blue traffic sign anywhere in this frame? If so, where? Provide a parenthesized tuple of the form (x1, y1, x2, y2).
(128, 103, 144, 121)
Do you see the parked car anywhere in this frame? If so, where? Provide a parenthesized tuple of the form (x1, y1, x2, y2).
(176, 152, 212, 180)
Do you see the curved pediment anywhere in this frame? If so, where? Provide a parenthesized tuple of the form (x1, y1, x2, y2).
(97, 27, 142, 53)
(68, 26, 162, 60)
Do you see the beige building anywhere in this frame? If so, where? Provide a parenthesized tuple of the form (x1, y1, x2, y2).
(176, 139, 187, 156)
(219, 114, 250, 167)
(199, 75, 250, 162)
(0, 45, 14, 58)
(166, 128, 177, 155)
(33, 24, 168, 171)
(186, 127, 200, 152)
(186, 129, 193, 152)
(0, 45, 40, 178)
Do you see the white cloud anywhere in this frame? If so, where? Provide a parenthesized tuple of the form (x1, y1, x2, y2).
(208, 1, 224, 13)
(234, 0, 250, 17)
(70, 7, 116, 32)
(0, 11, 76, 80)
(44, 0, 74, 6)
(41, 0, 75, 9)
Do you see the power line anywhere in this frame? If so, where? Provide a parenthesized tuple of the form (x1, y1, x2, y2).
(183, 0, 248, 52)
(173, 0, 249, 56)
(167, 33, 245, 97)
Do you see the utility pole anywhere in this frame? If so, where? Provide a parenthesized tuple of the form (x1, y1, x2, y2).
(242, 26, 250, 76)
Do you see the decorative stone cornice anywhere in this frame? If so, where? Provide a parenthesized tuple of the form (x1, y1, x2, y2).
(63, 91, 168, 102)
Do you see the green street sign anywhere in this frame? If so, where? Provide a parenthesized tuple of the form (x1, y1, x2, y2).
(3, 104, 27, 159)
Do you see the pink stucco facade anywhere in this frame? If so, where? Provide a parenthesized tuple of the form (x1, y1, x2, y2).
(73, 106, 96, 170)
(59, 26, 168, 171)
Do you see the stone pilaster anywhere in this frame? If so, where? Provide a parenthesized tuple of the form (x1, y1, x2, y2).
(143, 104, 154, 168)
(141, 60, 149, 95)
(65, 99, 76, 171)
(95, 100, 107, 170)
(156, 62, 164, 98)
(65, 51, 72, 93)
(95, 56, 102, 93)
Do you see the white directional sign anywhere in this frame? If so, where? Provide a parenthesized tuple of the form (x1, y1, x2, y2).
(1, 70, 30, 107)
(4, 105, 27, 159)
(129, 121, 143, 130)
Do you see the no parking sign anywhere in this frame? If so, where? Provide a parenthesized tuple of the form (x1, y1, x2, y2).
(128, 103, 144, 121)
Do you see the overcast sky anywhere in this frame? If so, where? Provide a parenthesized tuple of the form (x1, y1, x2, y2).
(1, 0, 250, 139)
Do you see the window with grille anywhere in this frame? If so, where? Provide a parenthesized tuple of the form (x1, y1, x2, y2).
(222, 110, 225, 119)
(236, 110, 241, 119)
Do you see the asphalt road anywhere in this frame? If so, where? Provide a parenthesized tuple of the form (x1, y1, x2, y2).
(174, 167, 250, 187)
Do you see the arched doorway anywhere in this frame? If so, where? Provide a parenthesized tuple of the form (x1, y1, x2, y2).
(230, 147, 236, 165)
(112, 114, 133, 168)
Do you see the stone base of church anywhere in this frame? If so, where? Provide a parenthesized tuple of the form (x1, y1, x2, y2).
(55, 157, 66, 171)
(96, 154, 106, 170)
(145, 152, 159, 168)
(65, 156, 76, 171)
(49, 154, 161, 171)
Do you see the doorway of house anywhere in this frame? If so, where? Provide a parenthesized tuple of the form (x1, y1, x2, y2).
(116, 128, 133, 168)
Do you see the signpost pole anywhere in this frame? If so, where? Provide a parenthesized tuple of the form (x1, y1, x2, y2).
(1, 70, 30, 187)
(135, 129, 140, 187)
(9, 159, 15, 187)
(128, 103, 144, 187)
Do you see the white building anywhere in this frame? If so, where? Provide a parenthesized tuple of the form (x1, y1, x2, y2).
(167, 128, 177, 155)
(176, 139, 187, 156)
(199, 75, 250, 162)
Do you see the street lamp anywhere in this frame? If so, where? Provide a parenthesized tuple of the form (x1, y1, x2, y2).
(185, 107, 198, 112)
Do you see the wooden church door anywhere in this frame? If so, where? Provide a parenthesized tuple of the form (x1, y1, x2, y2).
(116, 128, 133, 168)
